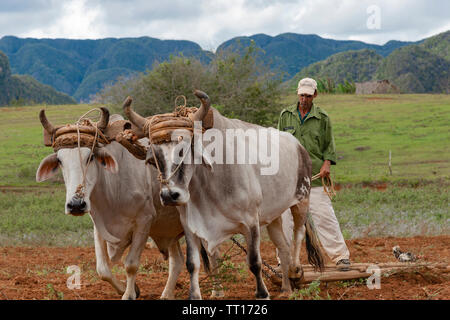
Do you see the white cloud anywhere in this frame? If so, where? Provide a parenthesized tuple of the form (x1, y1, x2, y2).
(23, 0, 102, 39)
(0, 0, 448, 49)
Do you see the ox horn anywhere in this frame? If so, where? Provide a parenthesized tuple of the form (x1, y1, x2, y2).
(192, 90, 211, 122)
(97, 107, 110, 131)
(39, 109, 56, 134)
(122, 96, 147, 129)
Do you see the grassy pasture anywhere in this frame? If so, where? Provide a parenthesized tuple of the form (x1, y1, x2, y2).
(0, 104, 94, 187)
(334, 185, 449, 239)
(0, 188, 93, 246)
(0, 104, 95, 245)
(282, 93, 450, 185)
(0, 95, 448, 245)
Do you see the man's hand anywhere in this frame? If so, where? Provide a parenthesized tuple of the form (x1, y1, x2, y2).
(319, 160, 331, 178)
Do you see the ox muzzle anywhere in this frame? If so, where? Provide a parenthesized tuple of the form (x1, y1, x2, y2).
(160, 189, 182, 206)
(160, 185, 191, 206)
(66, 197, 88, 216)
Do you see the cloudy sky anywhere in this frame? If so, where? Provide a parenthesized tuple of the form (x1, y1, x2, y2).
(0, 0, 449, 51)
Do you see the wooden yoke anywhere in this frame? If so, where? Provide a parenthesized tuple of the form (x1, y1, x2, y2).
(115, 130, 147, 160)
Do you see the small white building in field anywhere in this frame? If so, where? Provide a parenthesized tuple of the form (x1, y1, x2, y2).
(355, 80, 400, 94)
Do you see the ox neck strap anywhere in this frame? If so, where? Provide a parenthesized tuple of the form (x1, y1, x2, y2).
(144, 95, 197, 189)
(146, 115, 191, 188)
(73, 108, 110, 199)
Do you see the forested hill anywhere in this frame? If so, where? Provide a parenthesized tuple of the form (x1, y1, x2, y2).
(375, 31, 449, 93)
(0, 51, 76, 106)
(0, 33, 416, 102)
(290, 30, 449, 93)
(217, 33, 416, 78)
(0, 36, 213, 102)
(294, 49, 383, 85)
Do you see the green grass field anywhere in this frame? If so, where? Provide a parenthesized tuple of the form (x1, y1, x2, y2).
(0, 104, 94, 187)
(0, 95, 449, 245)
(0, 104, 95, 245)
(0, 188, 93, 246)
(284, 93, 450, 185)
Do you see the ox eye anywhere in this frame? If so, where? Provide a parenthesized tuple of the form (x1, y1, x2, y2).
(146, 158, 156, 166)
(87, 155, 94, 164)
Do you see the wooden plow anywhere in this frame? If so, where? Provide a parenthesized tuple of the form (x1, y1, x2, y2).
(270, 262, 449, 287)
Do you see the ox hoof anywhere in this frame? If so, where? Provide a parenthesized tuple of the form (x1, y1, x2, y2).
(255, 291, 270, 300)
(121, 284, 141, 300)
(188, 293, 202, 300)
(290, 277, 302, 289)
(277, 290, 291, 299)
(135, 283, 141, 299)
(289, 266, 304, 279)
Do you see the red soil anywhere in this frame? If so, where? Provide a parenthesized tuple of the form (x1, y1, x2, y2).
(0, 236, 448, 300)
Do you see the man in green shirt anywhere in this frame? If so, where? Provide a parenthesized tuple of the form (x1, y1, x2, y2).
(278, 78, 351, 270)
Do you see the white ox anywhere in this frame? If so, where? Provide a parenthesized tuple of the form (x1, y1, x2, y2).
(124, 90, 324, 299)
(36, 109, 191, 300)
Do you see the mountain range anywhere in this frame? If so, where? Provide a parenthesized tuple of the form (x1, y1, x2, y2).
(293, 30, 449, 93)
(217, 33, 417, 78)
(0, 31, 447, 103)
(0, 51, 75, 106)
(0, 36, 213, 102)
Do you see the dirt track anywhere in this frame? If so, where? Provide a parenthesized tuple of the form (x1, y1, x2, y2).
(0, 236, 448, 300)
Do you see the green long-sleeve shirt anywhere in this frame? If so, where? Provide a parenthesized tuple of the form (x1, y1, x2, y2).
(277, 102, 337, 187)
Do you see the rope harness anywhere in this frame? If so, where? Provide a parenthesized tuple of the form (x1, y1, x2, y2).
(50, 108, 110, 199)
(142, 96, 205, 188)
(311, 173, 337, 200)
(230, 236, 282, 280)
(120, 95, 336, 283)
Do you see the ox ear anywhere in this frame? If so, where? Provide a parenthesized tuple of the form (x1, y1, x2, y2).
(94, 148, 119, 173)
(36, 153, 59, 182)
(146, 147, 157, 166)
(202, 151, 213, 171)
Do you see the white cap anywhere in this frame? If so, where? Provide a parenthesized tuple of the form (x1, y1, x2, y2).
(297, 78, 317, 95)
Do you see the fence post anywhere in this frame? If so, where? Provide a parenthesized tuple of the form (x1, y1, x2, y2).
(388, 150, 392, 175)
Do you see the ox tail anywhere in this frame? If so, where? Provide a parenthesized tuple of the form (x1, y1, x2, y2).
(305, 213, 325, 272)
(200, 242, 211, 274)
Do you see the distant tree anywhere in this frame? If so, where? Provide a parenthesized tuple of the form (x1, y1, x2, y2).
(97, 42, 284, 126)
(0, 50, 75, 106)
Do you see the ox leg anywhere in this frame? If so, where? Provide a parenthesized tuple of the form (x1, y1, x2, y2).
(267, 217, 294, 294)
(185, 232, 203, 300)
(122, 231, 148, 300)
(160, 240, 184, 299)
(93, 227, 126, 295)
(244, 225, 269, 299)
(290, 201, 308, 269)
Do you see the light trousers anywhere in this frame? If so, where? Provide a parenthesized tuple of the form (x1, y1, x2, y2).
(281, 187, 350, 263)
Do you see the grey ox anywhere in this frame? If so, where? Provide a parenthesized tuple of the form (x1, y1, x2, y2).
(124, 90, 324, 299)
(36, 109, 197, 300)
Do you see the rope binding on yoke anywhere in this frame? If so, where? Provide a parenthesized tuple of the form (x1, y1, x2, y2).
(120, 94, 214, 187)
(39, 107, 132, 199)
(145, 95, 208, 186)
(142, 97, 208, 145)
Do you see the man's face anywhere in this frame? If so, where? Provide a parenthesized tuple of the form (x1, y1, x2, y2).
(298, 92, 316, 109)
